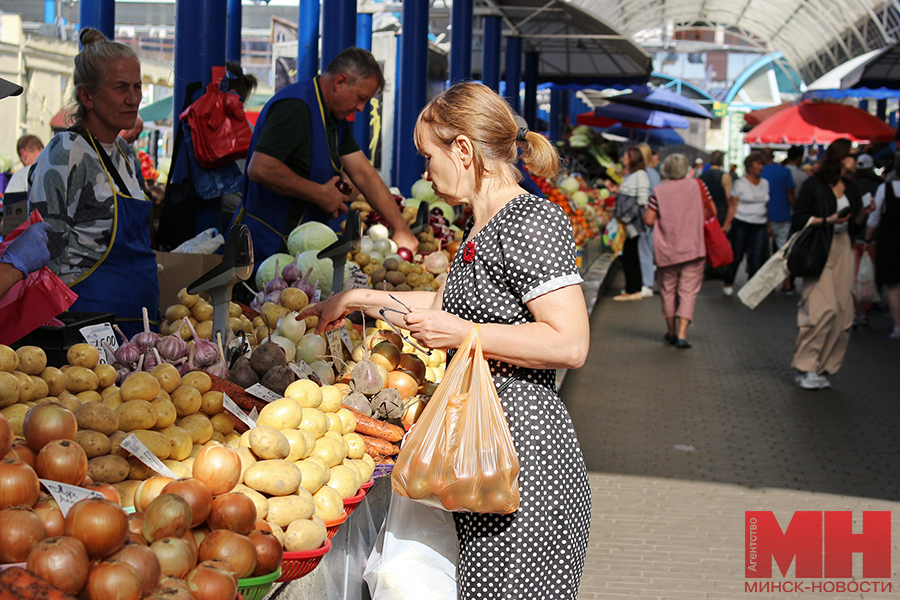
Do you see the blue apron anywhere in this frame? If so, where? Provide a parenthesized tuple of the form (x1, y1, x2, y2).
(68, 133, 161, 339)
(230, 77, 348, 260)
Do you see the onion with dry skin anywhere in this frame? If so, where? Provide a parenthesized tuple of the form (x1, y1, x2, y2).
(84, 482, 121, 504)
(4, 440, 36, 468)
(0, 458, 40, 508)
(162, 478, 213, 527)
(110, 540, 163, 595)
(87, 560, 143, 600)
(64, 497, 129, 559)
(192, 445, 241, 495)
(185, 560, 239, 600)
(248, 530, 283, 576)
(150, 536, 196, 579)
(23, 403, 77, 453)
(35, 439, 88, 486)
(197, 529, 257, 579)
(143, 493, 193, 543)
(33, 497, 65, 537)
(0, 505, 46, 563)
(0, 413, 11, 458)
(26, 536, 90, 595)
(134, 476, 175, 512)
(207, 492, 256, 534)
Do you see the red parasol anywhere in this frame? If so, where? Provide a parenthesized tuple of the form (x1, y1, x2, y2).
(744, 101, 896, 144)
(743, 102, 792, 127)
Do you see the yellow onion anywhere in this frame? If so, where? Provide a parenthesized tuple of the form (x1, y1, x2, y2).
(26, 536, 90, 595)
(64, 497, 129, 559)
(192, 445, 241, 495)
(0, 505, 47, 563)
(143, 493, 192, 543)
(87, 560, 143, 600)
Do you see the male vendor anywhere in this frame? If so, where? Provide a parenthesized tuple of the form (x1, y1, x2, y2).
(233, 47, 417, 259)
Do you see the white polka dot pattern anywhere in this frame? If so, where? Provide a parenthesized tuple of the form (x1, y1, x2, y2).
(442, 194, 591, 600)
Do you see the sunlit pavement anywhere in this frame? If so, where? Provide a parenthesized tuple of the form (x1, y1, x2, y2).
(562, 266, 900, 599)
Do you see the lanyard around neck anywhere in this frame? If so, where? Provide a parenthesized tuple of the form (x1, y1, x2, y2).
(313, 77, 344, 174)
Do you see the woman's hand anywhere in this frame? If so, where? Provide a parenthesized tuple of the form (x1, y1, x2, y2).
(823, 210, 851, 226)
(297, 291, 351, 334)
(402, 309, 473, 351)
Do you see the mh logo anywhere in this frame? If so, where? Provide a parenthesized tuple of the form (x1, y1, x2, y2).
(745, 511, 891, 578)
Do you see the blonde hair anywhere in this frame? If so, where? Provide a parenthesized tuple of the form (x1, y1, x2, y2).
(414, 82, 559, 190)
(69, 28, 139, 124)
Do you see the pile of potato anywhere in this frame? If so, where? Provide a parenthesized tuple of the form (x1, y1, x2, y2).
(351, 255, 441, 293)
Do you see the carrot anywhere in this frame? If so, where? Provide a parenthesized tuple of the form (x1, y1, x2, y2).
(0, 567, 78, 600)
(208, 374, 267, 414)
(342, 405, 405, 442)
(360, 434, 400, 456)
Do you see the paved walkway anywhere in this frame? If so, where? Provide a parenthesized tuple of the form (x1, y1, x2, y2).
(561, 267, 900, 600)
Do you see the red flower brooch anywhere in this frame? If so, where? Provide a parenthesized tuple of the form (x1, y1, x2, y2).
(462, 241, 477, 263)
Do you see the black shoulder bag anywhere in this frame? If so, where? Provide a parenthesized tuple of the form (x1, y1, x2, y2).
(787, 182, 833, 278)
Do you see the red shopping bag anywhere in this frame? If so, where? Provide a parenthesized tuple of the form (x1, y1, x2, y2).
(699, 180, 733, 268)
(0, 210, 78, 345)
(179, 69, 252, 169)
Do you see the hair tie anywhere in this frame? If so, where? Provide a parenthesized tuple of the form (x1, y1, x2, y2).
(516, 127, 529, 143)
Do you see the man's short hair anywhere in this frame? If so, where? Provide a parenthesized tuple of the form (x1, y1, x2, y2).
(323, 47, 385, 92)
(787, 145, 804, 161)
(16, 134, 43, 154)
(709, 150, 724, 167)
(760, 147, 775, 163)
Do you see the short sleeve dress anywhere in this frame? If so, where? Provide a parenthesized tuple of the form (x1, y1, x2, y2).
(441, 194, 592, 600)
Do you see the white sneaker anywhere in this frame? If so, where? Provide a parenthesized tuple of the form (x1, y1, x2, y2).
(641, 286, 654, 298)
(797, 371, 831, 390)
(723, 285, 734, 296)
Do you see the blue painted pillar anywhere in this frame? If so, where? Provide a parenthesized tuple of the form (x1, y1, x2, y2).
(226, 0, 242, 64)
(482, 16, 502, 92)
(174, 0, 227, 232)
(504, 36, 522, 113)
(523, 52, 539, 129)
(395, 0, 429, 196)
(79, 0, 115, 39)
(549, 88, 564, 143)
(321, 0, 356, 70)
(569, 92, 588, 120)
(297, 0, 320, 80)
(392, 33, 403, 186)
(858, 99, 869, 111)
(45, 1, 55, 24)
(450, 0, 473, 84)
(355, 12, 374, 158)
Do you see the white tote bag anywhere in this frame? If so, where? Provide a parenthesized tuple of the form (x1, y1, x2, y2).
(738, 221, 811, 310)
(363, 492, 458, 600)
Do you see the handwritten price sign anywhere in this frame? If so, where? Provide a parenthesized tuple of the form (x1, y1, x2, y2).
(40, 480, 105, 516)
(80, 323, 118, 365)
(120, 434, 178, 479)
(223, 393, 257, 429)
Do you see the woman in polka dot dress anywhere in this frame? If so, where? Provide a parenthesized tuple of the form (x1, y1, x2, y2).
(300, 81, 592, 599)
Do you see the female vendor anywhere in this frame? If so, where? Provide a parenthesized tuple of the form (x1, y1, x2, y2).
(28, 28, 159, 337)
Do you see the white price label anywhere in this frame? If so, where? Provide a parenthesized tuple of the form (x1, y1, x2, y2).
(346, 264, 369, 290)
(340, 327, 354, 353)
(223, 393, 257, 429)
(80, 323, 118, 364)
(249, 406, 259, 422)
(326, 330, 343, 365)
(289, 360, 322, 385)
(120, 433, 179, 479)
(314, 289, 322, 302)
(245, 383, 283, 403)
(40, 479, 105, 516)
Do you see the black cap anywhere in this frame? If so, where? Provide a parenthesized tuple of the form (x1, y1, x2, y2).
(0, 77, 23, 100)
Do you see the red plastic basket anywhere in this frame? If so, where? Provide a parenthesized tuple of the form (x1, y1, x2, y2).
(361, 477, 374, 492)
(343, 488, 366, 517)
(277, 538, 332, 582)
(324, 510, 347, 540)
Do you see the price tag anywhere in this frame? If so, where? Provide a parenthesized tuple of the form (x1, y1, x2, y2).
(120, 433, 179, 479)
(290, 360, 322, 385)
(326, 330, 343, 365)
(340, 327, 354, 353)
(223, 393, 257, 430)
(249, 406, 259, 422)
(40, 480, 105, 516)
(314, 289, 322, 302)
(245, 383, 282, 403)
(80, 323, 118, 365)
(346, 264, 369, 290)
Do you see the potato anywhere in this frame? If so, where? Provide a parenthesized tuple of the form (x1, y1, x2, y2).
(311, 436, 346, 468)
(108, 430, 129, 457)
(75, 402, 119, 435)
(2, 403, 29, 436)
(115, 400, 158, 431)
(210, 412, 234, 436)
(87, 455, 130, 483)
(40, 367, 67, 397)
(352, 458, 375, 484)
(223, 432, 241, 449)
(304, 455, 330, 481)
(298, 408, 329, 439)
(67, 343, 100, 369)
(325, 412, 343, 433)
(283, 518, 326, 552)
(64, 366, 99, 394)
(296, 428, 316, 460)
(243, 460, 302, 496)
(159, 425, 192, 461)
(256, 398, 303, 430)
(112, 479, 142, 508)
(75, 390, 100, 404)
(0, 345, 19, 372)
(199, 391, 224, 416)
(0, 372, 20, 408)
(336, 408, 357, 436)
(284, 379, 322, 409)
(132, 429, 172, 460)
(127, 456, 152, 480)
(177, 287, 201, 308)
(344, 433, 365, 460)
(16, 346, 46, 375)
(92, 364, 117, 389)
(169, 385, 202, 418)
(150, 363, 181, 394)
(150, 398, 177, 430)
(319, 385, 343, 413)
(232, 483, 269, 519)
(58, 394, 80, 412)
(75, 429, 111, 458)
(327, 464, 360, 499)
(266, 492, 315, 528)
(12, 371, 35, 402)
(180, 371, 211, 395)
(120, 372, 161, 401)
(312, 485, 344, 522)
(295, 459, 327, 494)
(177, 413, 214, 445)
(192, 302, 213, 322)
(281, 429, 308, 462)
(102, 390, 123, 411)
(248, 426, 290, 460)
(162, 460, 192, 479)
(100, 385, 119, 400)
(238, 430, 251, 448)
(209, 431, 225, 444)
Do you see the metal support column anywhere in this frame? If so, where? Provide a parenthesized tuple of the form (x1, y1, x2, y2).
(79, 0, 115, 40)
(297, 0, 320, 81)
(877, 99, 887, 121)
(45, 1, 55, 24)
(450, 0, 473, 84)
(523, 52, 538, 129)
(482, 15, 501, 92)
(504, 36, 522, 114)
(395, 0, 429, 196)
(549, 88, 564, 143)
(321, 0, 356, 70)
(392, 33, 402, 186)
(355, 12, 374, 157)
(226, 0, 242, 64)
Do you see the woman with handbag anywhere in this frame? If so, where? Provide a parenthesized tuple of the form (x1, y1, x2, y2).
(643, 154, 715, 349)
(612, 146, 652, 301)
(300, 82, 591, 599)
(790, 138, 872, 389)
(864, 151, 900, 340)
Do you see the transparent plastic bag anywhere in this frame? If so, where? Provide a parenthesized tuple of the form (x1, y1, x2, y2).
(391, 325, 520, 514)
(856, 251, 879, 303)
(171, 228, 224, 254)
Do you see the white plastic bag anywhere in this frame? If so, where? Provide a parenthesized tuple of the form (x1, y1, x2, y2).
(856, 251, 880, 303)
(172, 228, 224, 254)
(363, 492, 458, 600)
